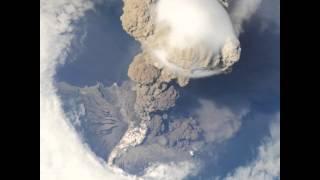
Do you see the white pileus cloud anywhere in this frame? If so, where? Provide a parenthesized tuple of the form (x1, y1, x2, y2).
(156, 0, 237, 52)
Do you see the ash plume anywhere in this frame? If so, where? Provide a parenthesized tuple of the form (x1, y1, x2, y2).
(122, 0, 241, 80)
(107, 0, 246, 175)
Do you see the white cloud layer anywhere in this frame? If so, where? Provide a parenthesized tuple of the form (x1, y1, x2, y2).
(40, 0, 127, 179)
(40, 0, 279, 179)
(223, 113, 280, 180)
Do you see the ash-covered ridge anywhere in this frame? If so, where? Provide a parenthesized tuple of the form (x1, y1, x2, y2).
(58, 81, 205, 175)
(57, 82, 134, 158)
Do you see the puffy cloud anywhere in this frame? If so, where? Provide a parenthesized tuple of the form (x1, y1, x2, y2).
(153, 0, 241, 78)
(143, 161, 199, 180)
(222, 113, 280, 180)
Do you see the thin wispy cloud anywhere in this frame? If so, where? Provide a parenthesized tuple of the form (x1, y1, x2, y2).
(223, 113, 280, 180)
(195, 99, 249, 144)
(229, 0, 263, 35)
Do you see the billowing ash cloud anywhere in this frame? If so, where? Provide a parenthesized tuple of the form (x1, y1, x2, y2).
(122, 0, 241, 81)
(105, 0, 257, 176)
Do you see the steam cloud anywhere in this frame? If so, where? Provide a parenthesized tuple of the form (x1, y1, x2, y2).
(229, 0, 263, 35)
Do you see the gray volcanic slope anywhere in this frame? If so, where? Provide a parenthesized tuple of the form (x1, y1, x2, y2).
(57, 81, 205, 175)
